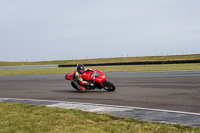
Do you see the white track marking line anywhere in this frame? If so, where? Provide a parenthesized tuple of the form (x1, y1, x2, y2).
(1, 97, 200, 116)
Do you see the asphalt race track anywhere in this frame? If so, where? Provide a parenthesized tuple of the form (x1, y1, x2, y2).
(0, 70, 200, 113)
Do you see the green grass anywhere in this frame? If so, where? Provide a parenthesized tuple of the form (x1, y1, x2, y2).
(0, 63, 200, 75)
(1, 54, 199, 76)
(0, 102, 199, 133)
(1, 54, 200, 66)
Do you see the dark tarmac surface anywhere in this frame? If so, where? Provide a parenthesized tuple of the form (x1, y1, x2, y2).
(0, 70, 200, 113)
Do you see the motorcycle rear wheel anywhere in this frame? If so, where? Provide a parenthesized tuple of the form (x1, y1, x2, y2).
(103, 81, 115, 91)
(71, 81, 79, 91)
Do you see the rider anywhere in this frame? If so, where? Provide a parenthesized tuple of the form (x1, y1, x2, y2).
(73, 64, 94, 92)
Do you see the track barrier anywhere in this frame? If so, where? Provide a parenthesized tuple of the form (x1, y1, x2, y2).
(58, 59, 200, 67)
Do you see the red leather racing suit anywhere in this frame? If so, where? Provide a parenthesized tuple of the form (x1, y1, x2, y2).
(73, 68, 93, 91)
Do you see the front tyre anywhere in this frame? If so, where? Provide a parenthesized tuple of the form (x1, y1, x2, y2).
(102, 81, 115, 91)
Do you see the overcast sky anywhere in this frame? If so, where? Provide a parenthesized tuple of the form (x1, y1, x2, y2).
(0, 0, 200, 61)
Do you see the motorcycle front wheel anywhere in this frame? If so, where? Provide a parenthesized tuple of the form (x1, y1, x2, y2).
(102, 81, 116, 92)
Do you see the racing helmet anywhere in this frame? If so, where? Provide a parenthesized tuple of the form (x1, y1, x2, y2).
(77, 64, 84, 74)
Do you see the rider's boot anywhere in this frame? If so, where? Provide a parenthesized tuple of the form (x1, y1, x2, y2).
(80, 86, 86, 92)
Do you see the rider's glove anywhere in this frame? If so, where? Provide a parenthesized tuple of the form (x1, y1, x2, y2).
(86, 68, 94, 72)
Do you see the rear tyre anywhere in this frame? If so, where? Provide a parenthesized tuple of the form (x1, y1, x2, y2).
(71, 81, 79, 91)
(102, 81, 115, 91)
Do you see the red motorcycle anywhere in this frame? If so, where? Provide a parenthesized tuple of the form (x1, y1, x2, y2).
(65, 69, 115, 92)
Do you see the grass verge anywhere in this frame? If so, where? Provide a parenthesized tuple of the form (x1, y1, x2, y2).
(1, 54, 200, 66)
(0, 102, 199, 133)
(0, 63, 200, 75)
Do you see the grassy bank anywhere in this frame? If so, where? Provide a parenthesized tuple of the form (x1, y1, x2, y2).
(0, 102, 199, 133)
(1, 54, 200, 66)
(0, 63, 200, 76)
